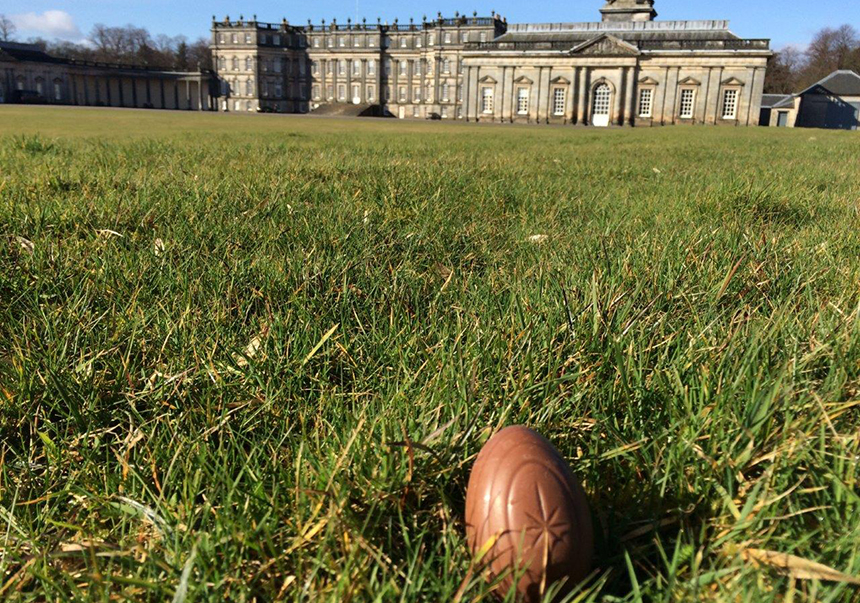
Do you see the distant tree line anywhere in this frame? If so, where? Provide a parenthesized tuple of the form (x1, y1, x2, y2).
(765, 24, 860, 93)
(0, 15, 211, 71)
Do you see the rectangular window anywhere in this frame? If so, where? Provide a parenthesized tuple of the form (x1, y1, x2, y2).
(416, 37, 422, 48)
(327, 84, 333, 99)
(516, 87, 529, 115)
(54, 82, 62, 101)
(679, 89, 695, 119)
(414, 61, 421, 77)
(428, 34, 435, 45)
(441, 106, 448, 118)
(400, 37, 408, 48)
(339, 37, 346, 47)
(313, 37, 320, 48)
(399, 86, 407, 102)
(481, 86, 494, 114)
(367, 85, 375, 101)
(460, 31, 468, 44)
(444, 32, 452, 44)
(311, 61, 318, 75)
(327, 61, 334, 75)
(368, 60, 376, 76)
(552, 88, 566, 116)
(442, 83, 449, 102)
(245, 33, 251, 44)
(480, 32, 487, 42)
(338, 84, 346, 100)
(352, 61, 361, 76)
(276, 83, 283, 97)
(352, 84, 360, 101)
(442, 59, 450, 74)
(399, 62, 407, 76)
(311, 84, 318, 99)
(232, 34, 238, 44)
(327, 37, 334, 48)
(385, 59, 392, 76)
(273, 34, 280, 45)
(299, 60, 306, 75)
(638, 88, 653, 117)
(413, 105, 420, 117)
(722, 89, 739, 119)
(413, 87, 420, 102)
(339, 60, 346, 76)
(354, 35, 362, 47)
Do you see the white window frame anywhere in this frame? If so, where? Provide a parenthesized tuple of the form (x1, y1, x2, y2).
(638, 88, 654, 118)
(481, 86, 494, 114)
(516, 87, 529, 115)
(721, 88, 739, 120)
(679, 88, 696, 119)
(552, 87, 566, 116)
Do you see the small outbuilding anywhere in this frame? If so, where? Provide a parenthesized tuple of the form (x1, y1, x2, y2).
(762, 70, 860, 130)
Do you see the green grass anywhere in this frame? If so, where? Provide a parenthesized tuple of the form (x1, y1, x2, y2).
(1, 106, 860, 602)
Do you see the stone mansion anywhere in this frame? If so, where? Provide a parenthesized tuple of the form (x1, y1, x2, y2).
(211, 0, 771, 125)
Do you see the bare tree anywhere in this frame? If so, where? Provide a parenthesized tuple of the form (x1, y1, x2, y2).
(0, 14, 16, 41)
(799, 24, 860, 87)
(764, 46, 804, 93)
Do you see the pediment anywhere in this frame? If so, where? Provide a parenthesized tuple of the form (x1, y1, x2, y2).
(570, 34, 640, 57)
(550, 75, 571, 85)
(638, 76, 659, 85)
(721, 76, 745, 86)
(678, 76, 701, 86)
(478, 75, 497, 84)
(513, 75, 533, 85)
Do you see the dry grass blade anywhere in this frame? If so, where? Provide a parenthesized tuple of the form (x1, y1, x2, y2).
(741, 548, 860, 585)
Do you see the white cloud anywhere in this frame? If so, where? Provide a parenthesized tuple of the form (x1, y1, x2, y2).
(11, 10, 83, 41)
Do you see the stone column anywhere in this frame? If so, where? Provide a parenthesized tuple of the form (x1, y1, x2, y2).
(699, 67, 714, 124)
(623, 66, 636, 125)
(362, 59, 367, 103)
(748, 67, 766, 126)
(662, 66, 680, 125)
(614, 70, 625, 125)
(463, 65, 471, 120)
(576, 67, 588, 125)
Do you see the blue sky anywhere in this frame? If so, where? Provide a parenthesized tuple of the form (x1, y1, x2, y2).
(2, 0, 858, 50)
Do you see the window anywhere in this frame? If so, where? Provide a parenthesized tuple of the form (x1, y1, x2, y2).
(284, 59, 291, 75)
(327, 37, 334, 48)
(274, 59, 282, 73)
(593, 84, 611, 115)
(441, 106, 448, 118)
(327, 61, 334, 75)
(354, 35, 362, 47)
(246, 79, 254, 95)
(413, 87, 420, 102)
(722, 89, 739, 119)
(232, 57, 238, 71)
(313, 37, 320, 48)
(339, 60, 347, 76)
(262, 80, 268, 96)
(400, 37, 407, 48)
(679, 88, 695, 118)
(638, 88, 653, 117)
(516, 87, 529, 115)
(352, 61, 361, 76)
(368, 60, 376, 76)
(414, 61, 421, 77)
(481, 86, 494, 114)
(352, 84, 360, 101)
(273, 34, 280, 45)
(218, 57, 226, 70)
(338, 84, 346, 100)
(326, 84, 333, 99)
(53, 81, 62, 101)
(219, 34, 225, 44)
(416, 37, 422, 48)
(399, 86, 407, 101)
(413, 106, 419, 117)
(261, 59, 268, 72)
(276, 83, 283, 97)
(367, 85, 375, 101)
(231, 34, 238, 44)
(245, 57, 252, 70)
(460, 31, 468, 44)
(428, 34, 435, 45)
(299, 60, 306, 75)
(444, 32, 452, 44)
(552, 88, 566, 116)
(480, 32, 487, 42)
(312, 84, 319, 99)
(442, 83, 450, 101)
(339, 36, 346, 47)
(399, 62, 407, 77)
(245, 33, 251, 44)
(311, 61, 319, 75)
(457, 85, 463, 102)
(442, 59, 451, 74)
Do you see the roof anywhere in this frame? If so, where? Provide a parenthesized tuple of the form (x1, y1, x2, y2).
(0, 41, 66, 64)
(798, 70, 860, 97)
(761, 94, 792, 108)
(497, 19, 740, 43)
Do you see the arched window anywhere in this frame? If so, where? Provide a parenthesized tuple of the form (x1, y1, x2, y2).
(246, 79, 254, 95)
(53, 79, 63, 101)
(218, 57, 226, 71)
(231, 57, 238, 71)
(591, 83, 611, 126)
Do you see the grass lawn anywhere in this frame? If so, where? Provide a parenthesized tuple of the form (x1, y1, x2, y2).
(1, 106, 859, 602)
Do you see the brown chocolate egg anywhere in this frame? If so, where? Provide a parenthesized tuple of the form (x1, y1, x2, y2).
(465, 426, 593, 602)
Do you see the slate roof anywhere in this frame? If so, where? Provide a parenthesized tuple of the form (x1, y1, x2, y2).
(799, 70, 860, 97)
(761, 94, 792, 108)
(0, 41, 67, 64)
(494, 19, 742, 44)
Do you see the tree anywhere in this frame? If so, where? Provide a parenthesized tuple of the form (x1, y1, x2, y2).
(764, 46, 804, 94)
(0, 14, 16, 41)
(799, 24, 860, 88)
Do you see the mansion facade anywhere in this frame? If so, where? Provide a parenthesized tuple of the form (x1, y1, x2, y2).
(211, 0, 772, 125)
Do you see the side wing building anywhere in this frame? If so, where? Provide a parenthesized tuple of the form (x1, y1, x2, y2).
(210, 0, 771, 126)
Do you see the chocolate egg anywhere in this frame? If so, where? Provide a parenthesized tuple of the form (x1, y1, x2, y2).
(465, 426, 593, 602)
